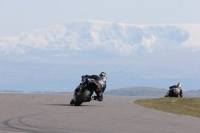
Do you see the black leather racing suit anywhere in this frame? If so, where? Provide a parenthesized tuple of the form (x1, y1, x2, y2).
(169, 85, 183, 97)
(75, 75, 106, 101)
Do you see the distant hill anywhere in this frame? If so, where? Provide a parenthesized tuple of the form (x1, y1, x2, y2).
(184, 90, 200, 97)
(1, 87, 200, 98)
(0, 90, 23, 93)
(104, 87, 200, 98)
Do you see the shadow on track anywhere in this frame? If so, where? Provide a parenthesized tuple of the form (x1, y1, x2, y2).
(45, 104, 97, 107)
(45, 104, 71, 106)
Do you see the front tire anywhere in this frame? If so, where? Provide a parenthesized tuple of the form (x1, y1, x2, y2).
(74, 89, 91, 106)
(70, 99, 74, 105)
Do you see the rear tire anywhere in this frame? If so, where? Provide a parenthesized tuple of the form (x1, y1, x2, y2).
(74, 89, 91, 106)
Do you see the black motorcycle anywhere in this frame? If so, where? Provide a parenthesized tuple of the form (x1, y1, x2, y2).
(165, 87, 181, 97)
(70, 75, 104, 106)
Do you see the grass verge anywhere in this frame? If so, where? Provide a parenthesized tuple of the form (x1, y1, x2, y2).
(135, 98, 200, 118)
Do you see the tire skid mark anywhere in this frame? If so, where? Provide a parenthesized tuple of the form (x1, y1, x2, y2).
(3, 117, 39, 133)
(3, 112, 46, 133)
(17, 116, 72, 133)
(17, 110, 86, 133)
(18, 114, 85, 133)
(16, 105, 91, 133)
(2, 104, 76, 133)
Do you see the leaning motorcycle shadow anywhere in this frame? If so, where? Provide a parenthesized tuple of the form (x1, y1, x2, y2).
(45, 104, 71, 106)
(45, 104, 97, 106)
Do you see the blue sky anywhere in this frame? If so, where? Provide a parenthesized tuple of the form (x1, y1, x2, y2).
(0, 0, 200, 92)
(1, 0, 200, 37)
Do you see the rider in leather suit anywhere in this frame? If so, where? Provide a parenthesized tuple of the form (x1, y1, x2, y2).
(70, 72, 107, 104)
(166, 82, 182, 97)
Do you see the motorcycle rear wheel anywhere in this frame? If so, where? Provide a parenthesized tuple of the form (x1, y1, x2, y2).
(74, 89, 91, 106)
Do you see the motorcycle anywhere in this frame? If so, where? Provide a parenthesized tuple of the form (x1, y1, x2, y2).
(165, 87, 181, 97)
(70, 75, 104, 106)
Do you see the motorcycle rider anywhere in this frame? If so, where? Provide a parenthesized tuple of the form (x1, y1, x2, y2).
(70, 72, 107, 105)
(166, 82, 182, 97)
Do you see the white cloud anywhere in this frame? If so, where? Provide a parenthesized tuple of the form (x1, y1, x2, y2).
(141, 35, 156, 52)
(176, 24, 200, 49)
(0, 21, 198, 55)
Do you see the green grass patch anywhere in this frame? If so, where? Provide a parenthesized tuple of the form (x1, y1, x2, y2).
(135, 98, 200, 118)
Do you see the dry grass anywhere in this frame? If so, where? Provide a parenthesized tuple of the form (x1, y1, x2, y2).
(135, 98, 200, 118)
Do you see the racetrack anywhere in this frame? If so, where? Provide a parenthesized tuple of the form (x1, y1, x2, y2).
(0, 93, 199, 133)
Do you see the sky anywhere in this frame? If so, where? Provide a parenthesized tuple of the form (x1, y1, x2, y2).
(0, 0, 200, 92)
(1, 0, 200, 37)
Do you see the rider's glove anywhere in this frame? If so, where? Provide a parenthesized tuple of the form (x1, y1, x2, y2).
(82, 75, 89, 79)
(81, 75, 89, 82)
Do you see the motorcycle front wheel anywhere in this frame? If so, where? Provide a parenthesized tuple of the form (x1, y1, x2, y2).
(74, 89, 91, 106)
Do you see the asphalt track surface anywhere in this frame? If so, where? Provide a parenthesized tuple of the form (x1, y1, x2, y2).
(0, 93, 200, 133)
